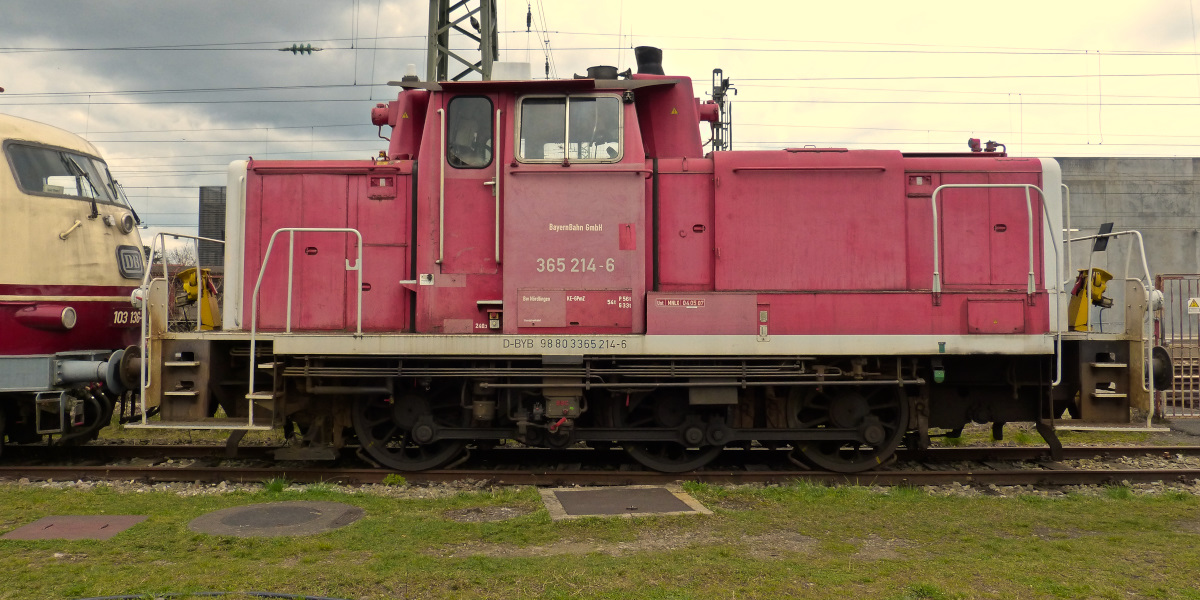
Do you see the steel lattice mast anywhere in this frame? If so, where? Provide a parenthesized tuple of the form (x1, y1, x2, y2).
(427, 0, 498, 81)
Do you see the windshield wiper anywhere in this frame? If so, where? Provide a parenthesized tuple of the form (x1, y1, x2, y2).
(60, 154, 100, 219)
(114, 180, 142, 225)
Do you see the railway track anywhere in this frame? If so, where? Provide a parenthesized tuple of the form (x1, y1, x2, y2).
(4, 443, 1200, 465)
(2, 445, 1199, 488)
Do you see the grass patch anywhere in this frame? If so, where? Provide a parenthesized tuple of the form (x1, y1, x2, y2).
(929, 423, 1189, 448)
(261, 477, 291, 494)
(98, 410, 287, 446)
(1105, 484, 1135, 500)
(1, 482, 1198, 599)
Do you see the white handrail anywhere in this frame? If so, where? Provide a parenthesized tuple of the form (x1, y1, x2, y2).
(930, 183, 1044, 296)
(248, 227, 364, 427)
(494, 108, 502, 264)
(1068, 228, 1158, 425)
(929, 183, 1064, 387)
(436, 107, 446, 265)
(1061, 183, 1072, 287)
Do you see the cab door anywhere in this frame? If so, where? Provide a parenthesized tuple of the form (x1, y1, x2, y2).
(419, 93, 505, 333)
(502, 94, 646, 334)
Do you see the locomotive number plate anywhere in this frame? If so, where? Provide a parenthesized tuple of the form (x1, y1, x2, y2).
(499, 337, 630, 351)
(111, 308, 142, 327)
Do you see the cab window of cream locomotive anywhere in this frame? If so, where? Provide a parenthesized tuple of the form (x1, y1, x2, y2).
(446, 96, 493, 169)
(8, 144, 116, 202)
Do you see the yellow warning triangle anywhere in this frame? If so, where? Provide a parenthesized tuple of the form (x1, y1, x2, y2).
(401, 112, 409, 119)
(670, 107, 678, 115)
(1191, 299, 1199, 309)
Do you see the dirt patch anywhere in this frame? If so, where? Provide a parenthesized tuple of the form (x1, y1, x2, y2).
(740, 531, 819, 559)
(437, 529, 711, 558)
(850, 534, 918, 561)
(443, 506, 534, 523)
(710, 498, 764, 512)
(1173, 519, 1200, 535)
(1032, 525, 1088, 540)
(434, 528, 817, 559)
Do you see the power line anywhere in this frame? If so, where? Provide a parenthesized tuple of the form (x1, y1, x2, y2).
(4, 85, 388, 98)
(87, 138, 383, 143)
(0, 98, 385, 106)
(737, 73, 1200, 81)
(737, 83, 1200, 101)
(0, 35, 424, 53)
(735, 99, 1200, 106)
(500, 29, 1197, 55)
(734, 122, 1200, 140)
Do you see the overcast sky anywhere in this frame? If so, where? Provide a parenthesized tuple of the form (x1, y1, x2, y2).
(3, 0, 1200, 238)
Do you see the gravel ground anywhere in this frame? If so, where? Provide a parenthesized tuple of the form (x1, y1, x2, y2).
(6, 422, 1200, 500)
(6, 449, 1200, 501)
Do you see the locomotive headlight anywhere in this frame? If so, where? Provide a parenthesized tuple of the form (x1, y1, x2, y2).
(118, 213, 136, 234)
(130, 287, 145, 309)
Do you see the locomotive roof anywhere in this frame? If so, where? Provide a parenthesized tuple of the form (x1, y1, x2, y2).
(388, 77, 680, 93)
(0, 113, 104, 159)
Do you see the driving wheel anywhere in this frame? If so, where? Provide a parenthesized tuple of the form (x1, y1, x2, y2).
(352, 391, 466, 471)
(787, 386, 908, 473)
(613, 390, 723, 473)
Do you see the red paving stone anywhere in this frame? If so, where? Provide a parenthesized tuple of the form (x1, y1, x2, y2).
(2, 515, 146, 540)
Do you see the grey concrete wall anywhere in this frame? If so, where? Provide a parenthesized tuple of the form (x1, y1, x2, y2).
(1057, 158, 1200, 334)
(1058, 157, 1200, 278)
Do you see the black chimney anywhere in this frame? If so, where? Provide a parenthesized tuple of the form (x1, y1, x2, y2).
(634, 46, 664, 75)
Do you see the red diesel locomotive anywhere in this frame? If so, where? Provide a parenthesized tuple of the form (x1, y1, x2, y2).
(127, 48, 1164, 472)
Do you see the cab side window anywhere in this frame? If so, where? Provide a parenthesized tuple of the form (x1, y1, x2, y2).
(518, 95, 622, 162)
(568, 97, 621, 160)
(518, 98, 566, 160)
(447, 96, 494, 169)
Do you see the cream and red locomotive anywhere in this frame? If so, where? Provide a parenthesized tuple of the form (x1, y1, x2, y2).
(0, 114, 143, 453)
(113, 49, 1171, 472)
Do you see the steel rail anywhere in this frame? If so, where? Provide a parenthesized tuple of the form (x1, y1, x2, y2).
(1, 465, 1198, 488)
(3, 445, 1199, 463)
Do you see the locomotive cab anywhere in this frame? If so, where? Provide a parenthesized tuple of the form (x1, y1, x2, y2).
(0, 114, 145, 453)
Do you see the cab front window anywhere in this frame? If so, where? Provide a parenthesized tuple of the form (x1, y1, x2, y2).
(518, 95, 622, 163)
(7, 143, 117, 202)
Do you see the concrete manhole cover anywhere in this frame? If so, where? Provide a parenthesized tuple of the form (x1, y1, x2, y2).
(188, 501, 364, 537)
(540, 485, 711, 520)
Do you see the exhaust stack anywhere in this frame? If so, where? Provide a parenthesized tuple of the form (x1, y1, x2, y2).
(634, 46, 664, 75)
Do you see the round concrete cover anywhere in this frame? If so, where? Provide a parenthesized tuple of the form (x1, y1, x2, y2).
(188, 501, 365, 537)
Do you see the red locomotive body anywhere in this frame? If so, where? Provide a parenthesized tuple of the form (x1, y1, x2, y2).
(127, 51, 1165, 473)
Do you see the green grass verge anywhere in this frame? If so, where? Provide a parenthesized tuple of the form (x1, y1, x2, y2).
(1, 481, 1199, 599)
(928, 423, 1192, 448)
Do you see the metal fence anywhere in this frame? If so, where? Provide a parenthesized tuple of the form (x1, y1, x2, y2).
(1155, 275, 1200, 418)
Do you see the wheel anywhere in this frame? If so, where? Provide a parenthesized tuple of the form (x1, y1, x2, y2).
(352, 391, 466, 471)
(0, 406, 6, 458)
(612, 390, 723, 473)
(787, 387, 908, 473)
